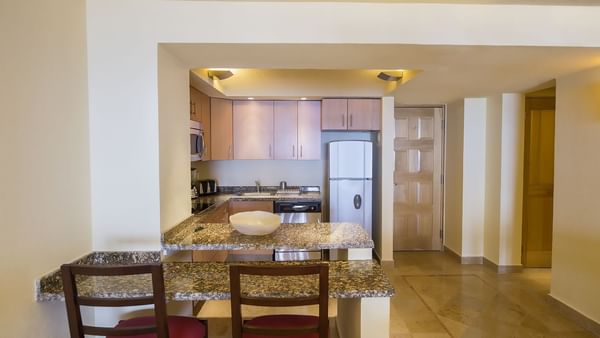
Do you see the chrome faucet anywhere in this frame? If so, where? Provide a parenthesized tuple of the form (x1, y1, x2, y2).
(255, 180, 261, 193)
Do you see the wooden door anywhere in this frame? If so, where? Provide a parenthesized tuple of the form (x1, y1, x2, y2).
(321, 99, 347, 130)
(273, 101, 298, 160)
(297, 101, 321, 160)
(522, 97, 555, 267)
(348, 99, 381, 131)
(210, 98, 233, 160)
(233, 101, 274, 160)
(393, 107, 443, 251)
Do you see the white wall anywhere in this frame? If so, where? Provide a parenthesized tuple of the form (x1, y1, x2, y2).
(552, 66, 600, 323)
(498, 94, 525, 265)
(158, 46, 192, 232)
(444, 100, 465, 255)
(381, 97, 395, 261)
(0, 0, 92, 336)
(484, 95, 503, 264)
(483, 94, 525, 266)
(461, 98, 487, 257)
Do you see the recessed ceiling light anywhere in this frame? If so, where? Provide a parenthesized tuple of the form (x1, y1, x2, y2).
(248, 97, 254, 100)
(300, 97, 307, 100)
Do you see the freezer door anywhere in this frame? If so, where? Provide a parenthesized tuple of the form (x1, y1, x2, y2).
(329, 179, 372, 238)
(329, 141, 372, 179)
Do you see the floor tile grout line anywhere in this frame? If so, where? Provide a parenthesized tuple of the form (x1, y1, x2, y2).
(401, 275, 455, 338)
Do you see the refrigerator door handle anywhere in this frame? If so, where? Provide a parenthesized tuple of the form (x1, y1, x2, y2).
(353, 194, 362, 209)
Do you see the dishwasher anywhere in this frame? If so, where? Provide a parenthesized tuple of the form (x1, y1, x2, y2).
(273, 200, 323, 261)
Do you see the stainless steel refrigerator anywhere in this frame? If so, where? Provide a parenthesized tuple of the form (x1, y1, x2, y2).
(329, 140, 373, 238)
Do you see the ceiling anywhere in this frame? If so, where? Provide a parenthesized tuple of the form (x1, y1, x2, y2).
(165, 43, 600, 104)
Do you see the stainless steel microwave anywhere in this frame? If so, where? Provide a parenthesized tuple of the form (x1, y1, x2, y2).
(190, 120, 205, 161)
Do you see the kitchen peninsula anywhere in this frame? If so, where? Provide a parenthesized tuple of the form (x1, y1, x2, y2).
(36, 192, 394, 338)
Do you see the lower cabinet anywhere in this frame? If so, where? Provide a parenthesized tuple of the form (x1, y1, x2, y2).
(228, 200, 274, 215)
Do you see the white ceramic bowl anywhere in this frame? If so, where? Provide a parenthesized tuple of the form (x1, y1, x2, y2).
(229, 211, 281, 235)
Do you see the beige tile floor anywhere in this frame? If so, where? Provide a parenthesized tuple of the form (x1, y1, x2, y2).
(385, 252, 596, 338)
(206, 252, 597, 337)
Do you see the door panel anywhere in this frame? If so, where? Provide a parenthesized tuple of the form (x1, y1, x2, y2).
(321, 99, 347, 130)
(522, 97, 555, 267)
(298, 101, 322, 160)
(329, 141, 367, 179)
(393, 107, 443, 251)
(233, 101, 274, 160)
(273, 101, 298, 160)
(330, 180, 366, 227)
(210, 98, 233, 160)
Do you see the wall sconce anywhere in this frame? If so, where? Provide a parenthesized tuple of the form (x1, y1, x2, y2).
(207, 70, 234, 80)
(377, 71, 403, 82)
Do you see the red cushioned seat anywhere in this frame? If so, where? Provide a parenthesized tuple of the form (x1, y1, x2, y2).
(243, 315, 325, 338)
(108, 315, 206, 338)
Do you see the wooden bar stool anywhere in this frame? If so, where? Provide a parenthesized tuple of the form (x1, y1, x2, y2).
(61, 263, 206, 338)
(229, 264, 329, 338)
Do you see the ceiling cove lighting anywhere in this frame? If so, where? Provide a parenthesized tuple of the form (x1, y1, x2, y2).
(377, 71, 403, 82)
(207, 70, 234, 80)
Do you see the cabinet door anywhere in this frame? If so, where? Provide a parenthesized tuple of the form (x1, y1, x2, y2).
(233, 101, 274, 160)
(210, 98, 233, 160)
(189, 87, 202, 123)
(321, 99, 347, 130)
(197, 90, 211, 160)
(273, 101, 298, 160)
(348, 99, 381, 131)
(298, 101, 321, 160)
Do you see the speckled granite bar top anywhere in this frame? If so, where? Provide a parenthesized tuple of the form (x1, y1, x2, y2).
(37, 259, 394, 302)
(162, 221, 374, 251)
(36, 251, 161, 301)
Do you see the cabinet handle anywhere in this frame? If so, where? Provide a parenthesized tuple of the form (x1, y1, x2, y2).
(228, 145, 232, 159)
(350, 114, 353, 127)
(341, 114, 345, 127)
(269, 144, 272, 158)
(300, 145, 303, 158)
(292, 145, 295, 158)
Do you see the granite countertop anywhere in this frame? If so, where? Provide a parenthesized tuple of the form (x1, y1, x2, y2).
(162, 221, 374, 251)
(163, 192, 373, 251)
(37, 252, 394, 302)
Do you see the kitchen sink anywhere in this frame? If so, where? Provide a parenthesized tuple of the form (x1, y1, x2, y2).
(239, 192, 275, 197)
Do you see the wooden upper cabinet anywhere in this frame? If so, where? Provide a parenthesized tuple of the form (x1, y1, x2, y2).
(322, 98, 381, 131)
(210, 98, 233, 160)
(233, 101, 274, 160)
(273, 101, 298, 160)
(298, 101, 321, 160)
(348, 99, 381, 131)
(190, 87, 212, 159)
(321, 99, 347, 130)
(190, 87, 202, 123)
